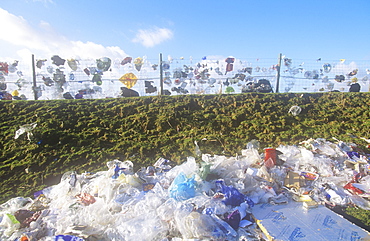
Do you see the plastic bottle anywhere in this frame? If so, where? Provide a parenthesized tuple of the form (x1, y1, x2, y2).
(326, 189, 343, 205)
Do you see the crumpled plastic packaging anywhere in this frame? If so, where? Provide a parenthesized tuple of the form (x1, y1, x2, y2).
(169, 172, 196, 201)
(215, 180, 254, 207)
(14, 123, 37, 141)
(1, 137, 370, 240)
(288, 105, 302, 116)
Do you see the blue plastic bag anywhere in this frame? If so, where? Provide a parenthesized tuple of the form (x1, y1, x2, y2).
(169, 172, 196, 201)
(54, 235, 85, 241)
(215, 180, 254, 207)
(112, 164, 126, 179)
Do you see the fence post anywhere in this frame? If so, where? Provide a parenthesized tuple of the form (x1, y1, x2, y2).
(159, 53, 163, 95)
(276, 53, 282, 93)
(31, 54, 38, 100)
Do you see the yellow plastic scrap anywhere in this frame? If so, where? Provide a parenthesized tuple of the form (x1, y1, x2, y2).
(12, 89, 19, 96)
(134, 57, 143, 71)
(292, 194, 312, 202)
(253, 217, 274, 241)
(67, 59, 78, 71)
(133, 57, 143, 64)
(119, 73, 137, 89)
(117, 173, 142, 188)
(302, 200, 319, 209)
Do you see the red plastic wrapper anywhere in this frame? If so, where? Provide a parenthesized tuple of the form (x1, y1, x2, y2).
(76, 193, 96, 206)
(300, 171, 319, 181)
(343, 182, 364, 195)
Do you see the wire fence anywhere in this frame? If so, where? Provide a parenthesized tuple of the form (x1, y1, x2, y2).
(0, 54, 369, 100)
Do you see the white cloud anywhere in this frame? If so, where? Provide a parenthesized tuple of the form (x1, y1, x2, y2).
(28, 0, 54, 4)
(68, 41, 127, 59)
(132, 27, 173, 48)
(0, 8, 128, 61)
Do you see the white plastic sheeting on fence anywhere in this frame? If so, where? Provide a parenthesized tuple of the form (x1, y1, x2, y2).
(1, 55, 370, 100)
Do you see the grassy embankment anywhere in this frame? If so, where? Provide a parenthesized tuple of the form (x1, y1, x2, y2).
(0, 92, 370, 226)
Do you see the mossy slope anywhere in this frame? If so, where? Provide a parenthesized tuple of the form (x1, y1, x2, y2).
(0, 92, 369, 203)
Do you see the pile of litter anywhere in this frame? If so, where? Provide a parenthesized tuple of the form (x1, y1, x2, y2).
(1, 138, 370, 240)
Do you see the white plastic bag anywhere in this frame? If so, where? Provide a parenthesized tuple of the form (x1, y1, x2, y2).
(14, 123, 37, 140)
(288, 105, 302, 116)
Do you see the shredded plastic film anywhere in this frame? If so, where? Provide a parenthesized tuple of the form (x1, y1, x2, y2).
(1, 137, 370, 240)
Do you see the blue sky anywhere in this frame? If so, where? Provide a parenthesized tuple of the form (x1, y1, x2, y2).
(1, 0, 370, 62)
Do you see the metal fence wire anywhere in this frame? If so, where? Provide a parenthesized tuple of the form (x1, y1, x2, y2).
(0, 54, 369, 100)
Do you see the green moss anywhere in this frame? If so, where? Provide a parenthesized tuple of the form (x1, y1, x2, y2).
(345, 206, 370, 226)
